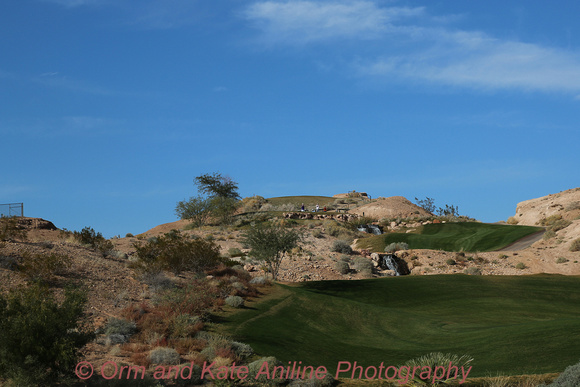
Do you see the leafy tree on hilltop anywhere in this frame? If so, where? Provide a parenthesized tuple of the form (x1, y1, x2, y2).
(241, 224, 301, 281)
(176, 172, 241, 226)
(195, 172, 240, 200)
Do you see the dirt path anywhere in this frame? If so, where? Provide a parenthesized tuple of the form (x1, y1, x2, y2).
(496, 229, 546, 251)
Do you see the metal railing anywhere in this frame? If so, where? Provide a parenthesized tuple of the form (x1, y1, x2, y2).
(0, 203, 23, 218)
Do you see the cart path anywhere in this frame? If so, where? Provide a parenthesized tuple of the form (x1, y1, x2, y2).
(496, 229, 546, 251)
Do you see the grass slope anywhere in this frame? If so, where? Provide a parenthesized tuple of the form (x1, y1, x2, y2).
(358, 222, 543, 252)
(221, 275, 580, 377)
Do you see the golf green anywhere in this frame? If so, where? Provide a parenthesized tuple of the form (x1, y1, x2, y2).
(221, 275, 580, 377)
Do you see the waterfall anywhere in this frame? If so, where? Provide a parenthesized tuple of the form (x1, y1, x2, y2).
(382, 254, 400, 276)
(357, 224, 383, 235)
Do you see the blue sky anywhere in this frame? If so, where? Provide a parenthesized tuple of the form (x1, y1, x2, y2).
(1, 0, 579, 237)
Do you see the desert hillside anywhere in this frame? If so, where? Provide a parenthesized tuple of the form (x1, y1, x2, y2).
(349, 196, 432, 219)
(514, 187, 580, 226)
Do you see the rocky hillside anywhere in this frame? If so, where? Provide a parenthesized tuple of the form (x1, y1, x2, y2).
(510, 188, 580, 257)
(349, 196, 432, 219)
(514, 187, 580, 226)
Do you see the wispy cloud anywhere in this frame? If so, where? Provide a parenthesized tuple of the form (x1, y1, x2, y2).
(243, 1, 424, 44)
(359, 29, 580, 93)
(40, 0, 104, 8)
(34, 72, 117, 95)
(0, 116, 125, 138)
(243, 1, 580, 95)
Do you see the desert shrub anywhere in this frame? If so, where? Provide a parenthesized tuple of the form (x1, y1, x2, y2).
(506, 216, 519, 225)
(497, 254, 508, 259)
(557, 257, 569, 264)
(541, 215, 572, 233)
(446, 258, 456, 266)
(149, 347, 180, 365)
(171, 314, 201, 338)
(0, 217, 27, 242)
(225, 295, 245, 308)
(352, 257, 373, 272)
(0, 255, 17, 270)
(570, 238, 580, 252)
(384, 242, 409, 253)
(288, 374, 336, 387)
(132, 230, 222, 274)
(464, 267, 482, 275)
(126, 233, 134, 238)
(540, 358, 580, 386)
(228, 247, 244, 257)
(248, 357, 285, 385)
(334, 260, 350, 274)
(153, 281, 223, 321)
(241, 195, 267, 212)
(402, 352, 473, 386)
(331, 240, 352, 254)
(18, 251, 72, 283)
(250, 276, 267, 285)
(515, 262, 527, 270)
(565, 202, 580, 211)
(102, 317, 136, 344)
(141, 271, 175, 293)
(0, 284, 93, 385)
(340, 255, 351, 263)
(231, 341, 253, 360)
(323, 221, 343, 237)
(312, 229, 324, 238)
(72, 226, 114, 256)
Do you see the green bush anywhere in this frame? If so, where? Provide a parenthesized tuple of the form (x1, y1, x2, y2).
(516, 262, 527, 270)
(331, 240, 352, 254)
(557, 257, 569, 264)
(0, 284, 93, 385)
(446, 258, 456, 266)
(132, 230, 222, 274)
(384, 242, 409, 253)
(334, 261, 350, 274)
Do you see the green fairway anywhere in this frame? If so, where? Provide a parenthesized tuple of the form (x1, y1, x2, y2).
(357, 222, 543, 252)
(221, 275, 580, 377)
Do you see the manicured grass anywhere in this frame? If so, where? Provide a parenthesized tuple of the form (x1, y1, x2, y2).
(357, 222, 543, 252)
(221, 275, 580, 378)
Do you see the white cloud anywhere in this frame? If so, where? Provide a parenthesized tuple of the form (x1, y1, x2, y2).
(244, 1, 580, 95)
(360, 30, 580, 93)
(243, 1, 424, 44)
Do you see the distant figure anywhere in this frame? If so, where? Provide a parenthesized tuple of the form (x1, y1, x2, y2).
(301, 203, 305, 212)
(315, 204, 320, 212)
(323, 206, 327, 212)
